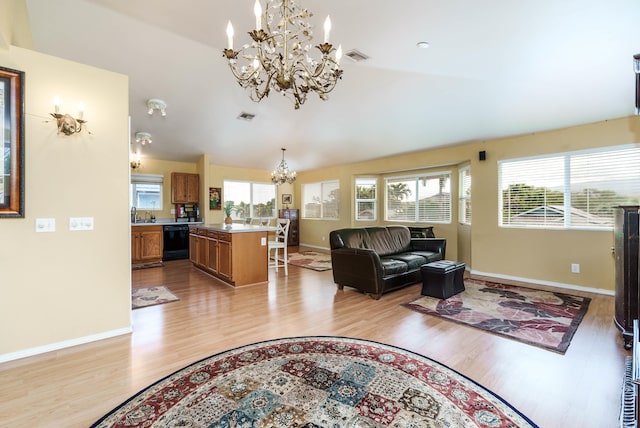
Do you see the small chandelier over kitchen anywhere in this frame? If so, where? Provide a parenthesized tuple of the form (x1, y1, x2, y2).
(271, 148, 296, 185)
(223, 0, 343, 109)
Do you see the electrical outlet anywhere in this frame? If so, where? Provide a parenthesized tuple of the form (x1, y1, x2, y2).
(261, 237, 266, 246)
(571, 263, 580, 273)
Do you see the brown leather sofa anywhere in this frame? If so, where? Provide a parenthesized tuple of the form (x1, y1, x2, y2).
(329, 225, 446, 299)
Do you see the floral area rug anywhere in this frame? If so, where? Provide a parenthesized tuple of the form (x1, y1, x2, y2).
(402, 279, 591, 353)
(288, 251, 332, 271)
(131, 286, 179, 309)
(91, 336, 537, 427)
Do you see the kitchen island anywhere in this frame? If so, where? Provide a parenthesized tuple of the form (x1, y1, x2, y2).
(189, 224, 273, 286)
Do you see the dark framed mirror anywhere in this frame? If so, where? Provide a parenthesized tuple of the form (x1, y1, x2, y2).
(0, 66, 25, 218)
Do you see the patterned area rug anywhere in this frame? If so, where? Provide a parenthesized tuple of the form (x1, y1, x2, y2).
(132, 286, 179, 309)
(288, 251, 332, 271)
(402, 279, 591, 354)
(90, 336, 537, 427)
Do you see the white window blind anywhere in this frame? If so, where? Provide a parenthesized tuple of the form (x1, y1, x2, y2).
(302, 180, 340, 219)
(459, 166, 471, 225)
(355, 177, 377, 221)
(385, 172, 451, 223)
(499, 145, 640, 228)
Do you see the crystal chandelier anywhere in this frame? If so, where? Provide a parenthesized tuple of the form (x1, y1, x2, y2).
(271, 148, 297, 184)
(224, 0, 343, 109)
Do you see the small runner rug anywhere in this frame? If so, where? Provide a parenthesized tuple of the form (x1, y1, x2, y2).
(132, 286, 179, 309)
(90, 336, 538, 427)
(288, 251, 332, 271)
(402, 279, 590, 354)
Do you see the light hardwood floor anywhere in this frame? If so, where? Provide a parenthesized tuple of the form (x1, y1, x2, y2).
(0, 255, 629, 428)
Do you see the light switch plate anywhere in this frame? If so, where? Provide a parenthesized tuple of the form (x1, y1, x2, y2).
(70, 217, 94, 231)
(35, 218, 56, 233)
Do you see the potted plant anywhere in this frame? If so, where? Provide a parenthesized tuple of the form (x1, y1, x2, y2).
(223, 201, 233, 224)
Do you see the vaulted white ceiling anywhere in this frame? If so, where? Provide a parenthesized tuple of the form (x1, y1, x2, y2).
(25, 0, 640, 172)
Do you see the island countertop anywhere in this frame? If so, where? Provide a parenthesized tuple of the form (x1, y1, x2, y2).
(190, 223, 276, 233)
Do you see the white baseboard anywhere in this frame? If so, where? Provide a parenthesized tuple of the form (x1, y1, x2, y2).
(0, 326, 133, 364)
(470, 269, 614, 296)
(299, 242, 330, 252)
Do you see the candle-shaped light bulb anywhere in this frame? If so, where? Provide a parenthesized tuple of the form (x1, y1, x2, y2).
(252, 58, 260, 70)
(54, 96, 60, 114)
(254, 0, 262, 30)
(323, 15, 331, 43)
(78, 103, 84, 120)
(335, 44, 343, 66)
(226, 21, 234, 50)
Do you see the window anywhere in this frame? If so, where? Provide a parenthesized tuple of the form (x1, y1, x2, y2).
(355, 177, 377, 221)
(302, 180, 340, 219)
(499, 145, 640, 229)
(385, 172, 451, 223)
(130, 173, 163, 210)
(223, 180, 276, 220)
(459, 166, 471, 225)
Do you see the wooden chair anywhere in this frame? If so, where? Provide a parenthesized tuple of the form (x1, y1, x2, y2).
(268, 218, 290, 275)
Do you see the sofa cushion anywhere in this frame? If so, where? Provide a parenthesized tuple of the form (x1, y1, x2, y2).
(386, 253, 428, 270)
(408, 250, 441, 263)
(367, 226, 411, 256)
(335, 228, 373, 250)
(379, 258, 409, 276)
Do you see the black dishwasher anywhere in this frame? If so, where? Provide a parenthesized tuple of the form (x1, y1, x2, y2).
(163, 224, 190, 261)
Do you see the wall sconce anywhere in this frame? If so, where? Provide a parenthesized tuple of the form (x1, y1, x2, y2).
(51, 97, 87, 135)
(147, 98, 167, 116)
(135, 132, 153, 145)
(131, 153, 142, 170)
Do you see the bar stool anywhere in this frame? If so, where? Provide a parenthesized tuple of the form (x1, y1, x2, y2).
(268, 218, 290, 275)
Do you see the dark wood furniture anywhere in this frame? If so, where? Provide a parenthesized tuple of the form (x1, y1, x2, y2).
(278, 208, 299, 246)
(614, 206, 640, 349)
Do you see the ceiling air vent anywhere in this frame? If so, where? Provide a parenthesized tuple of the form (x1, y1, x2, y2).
(344, 49, 370, 63)
(237, 112, 255, 121)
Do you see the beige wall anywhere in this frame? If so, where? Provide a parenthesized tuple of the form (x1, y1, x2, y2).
(0, 46, 130, 359)
(296, 116, 640, 293)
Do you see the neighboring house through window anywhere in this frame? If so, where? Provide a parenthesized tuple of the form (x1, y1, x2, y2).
(130, 173, 163, 211)
(499, 145, 640, 229)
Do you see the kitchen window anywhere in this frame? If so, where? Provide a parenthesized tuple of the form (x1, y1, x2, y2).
(130, 173, 163, 210)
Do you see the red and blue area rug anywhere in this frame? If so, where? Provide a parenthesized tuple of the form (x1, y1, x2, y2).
(91, 336, 537, 427)
(403, 278, 591, 354)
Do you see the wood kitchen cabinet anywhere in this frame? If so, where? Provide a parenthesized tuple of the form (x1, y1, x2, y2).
(217, 232, 233, 281)
(171, 172, 199, 204)
(189, 227, 208, 269)
(132, 225, 163, 266)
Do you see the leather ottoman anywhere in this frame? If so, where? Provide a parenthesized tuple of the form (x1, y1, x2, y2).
(420, 260, 466, 299)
